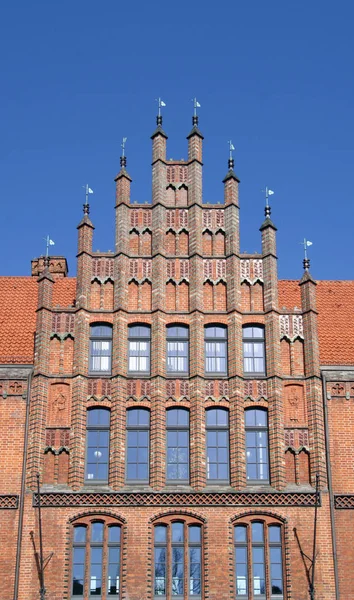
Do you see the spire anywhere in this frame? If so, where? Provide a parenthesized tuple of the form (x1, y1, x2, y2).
(151, 98, 167, 140)
(260, 187, 276, 231)
(187, 98, 204, 140)
(223, 140, 240, 184)
(300, 239, 315, 283)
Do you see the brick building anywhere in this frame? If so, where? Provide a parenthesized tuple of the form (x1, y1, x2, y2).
(0, 113, 353, 600)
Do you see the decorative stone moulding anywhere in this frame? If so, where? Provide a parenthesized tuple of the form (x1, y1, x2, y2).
(0, 495, 19, 509)
(279, 315, 304, 341)
(33, 491, 320, 508)
(327, 382, 354, 400)
(240, 259, 263, 284)
(90, 276, 114, 284)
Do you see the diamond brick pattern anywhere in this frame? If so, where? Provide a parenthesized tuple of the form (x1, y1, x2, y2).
(33, 491, 319, 508)
(334, 495, 354, 509)
(0, 495, 18, 509)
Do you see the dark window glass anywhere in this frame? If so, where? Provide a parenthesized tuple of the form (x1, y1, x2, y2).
(128, 325, 151, 374)
(206, 408, 229, 482)
(85, 408, 110, 483)
(72, 526, 86, 596)
(234, 521, 284, 599)
(126, 408, 150, 482)
(204, 325, 227, 375)
(154, 523, 202, 598)
(245, 409, 269, 482)
(167, 408, 190, 482)
(243, 326, 265, 375)
(90, 324, 113, 374)
(72, 522, 121, 598)
(167, 325, 189, 374)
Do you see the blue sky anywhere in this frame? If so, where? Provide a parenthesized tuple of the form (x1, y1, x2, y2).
(1, 0, 353, 279)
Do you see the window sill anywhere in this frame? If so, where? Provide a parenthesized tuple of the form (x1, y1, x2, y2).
(204, 374, 228, 378)
(88, 372, 112, 377)
(243, 374, 266, 379)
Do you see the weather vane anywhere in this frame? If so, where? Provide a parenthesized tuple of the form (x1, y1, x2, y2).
(301, 238, 313, 260)
(228, 140, 235, 160)
(156, 98, 166, 117)
(192, 97, 201, 118)
(263, 186, 274, 207)
(82, 184, 94, 206)
(44, 235, 55, 257)
(121, 137, 127, 157)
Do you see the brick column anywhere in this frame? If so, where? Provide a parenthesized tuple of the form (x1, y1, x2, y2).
(187, 118, 203, 206)
(190, 376, 206, 490)
(260, 208, 285, 489)
(150, 376, 165, 489)
(151, 117, 167, 205)
(76, 210, 94, 310)
(300, 265, 327, 487)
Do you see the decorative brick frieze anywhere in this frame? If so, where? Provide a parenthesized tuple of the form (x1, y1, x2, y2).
(33, 491, 320, 508)
(240, 258, 263, 283)
(334, 495, 354, 509)
(0, 495, 18, 509)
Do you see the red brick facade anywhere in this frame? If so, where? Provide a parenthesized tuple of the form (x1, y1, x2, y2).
(0, 116, 353, 599)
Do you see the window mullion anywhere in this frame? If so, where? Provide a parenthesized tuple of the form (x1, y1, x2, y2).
(247, 525, 253, 600)
(264, 525, 270, 600)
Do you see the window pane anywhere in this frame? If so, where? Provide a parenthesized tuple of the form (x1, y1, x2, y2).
(252, 522, 264, 542)
(189, 526, 201, 543)
(129, 325, 150, 337)
(109, 526, 121, 543)
(235, 525, 247, 543)
(172, 522, 184, 542)
(108, 546, 120, 595)
(155, 526, 167, 543)
(74, 526, 86, 543)
(91, 522, 104, 542)
(87, 408, 110, 426)
(269, 525, 281, 543)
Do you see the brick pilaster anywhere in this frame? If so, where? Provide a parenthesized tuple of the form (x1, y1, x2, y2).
(76, 213, 94, 310)
(187, 122, 203, 206)
(151, 120, 167, 205)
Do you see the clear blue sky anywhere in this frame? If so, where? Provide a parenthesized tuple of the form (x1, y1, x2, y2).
(1, 0, 353, 280)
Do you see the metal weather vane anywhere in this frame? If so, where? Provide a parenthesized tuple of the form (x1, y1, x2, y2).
(43, 235, 55, 257)
(192, 97, 201, 118)
(156, 97, 166, 117)
(82, 184, 94, 206)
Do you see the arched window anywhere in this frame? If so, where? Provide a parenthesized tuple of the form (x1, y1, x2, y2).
(206, 408, 229, 482)
(166, 325, 189, 375)
(166, 408, 190, 482)
(126, 408, 150, 482)
(243, 326, 265, 376)
(85, 408, 110, 483)
(71, 519, 121, 597)
(234, 520, 284, 598)
(89, 324, 113, 374)
(245, 409, 269, 483)
(154, 520, 202, 598)
(204, 325, 227, 376)
(128, 325, 151, 374)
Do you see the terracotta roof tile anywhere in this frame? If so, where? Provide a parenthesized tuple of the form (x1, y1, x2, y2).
(0, 277, 353, 366)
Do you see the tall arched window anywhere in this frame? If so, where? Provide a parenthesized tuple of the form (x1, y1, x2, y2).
(89, 323, 113, 374)
(243, 326, 265, 376)
(166, 325, 189, 375)
(166, 408, 190, 482)
(85, 408, 110, 483)
(71, 519, 121, 597)
(206, 408, 229, 482)
(204, 325, 227, 376)
(154, 519, 202, 598)
(126, 408, 150, 482)
(128, 325, 151, 374)
(245, 409, 269, 483)
(234, 519, 284, 599)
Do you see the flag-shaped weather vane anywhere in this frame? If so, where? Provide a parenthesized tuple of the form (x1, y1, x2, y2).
(121, 137, 127, 157)
(192, 97, 201, 117)
(83, 184, 94, 205)
(44, 235, 55, 257)
(264, 186, 274, 207)
(301, 238, 313, 271)
(228, 140, 235, 169)
(156, 98, 166, 117)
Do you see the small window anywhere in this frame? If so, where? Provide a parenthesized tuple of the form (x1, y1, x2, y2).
(126, 408, 150, 482)
(234, 521, 284, 599)
(154, 521, 202, 598)
(166, 408, 190, 482)
(128, 325, 151, 374)
(243, 326, 265, 375)
(167, 325, 189, 375)
(204, 325, 227, 376)
(245, 409, 269, 483)
(71, 520, 121, 598)
(85, 408, 110, 483)
(89, 324, 113, 374)
(206, 408, 229, 482)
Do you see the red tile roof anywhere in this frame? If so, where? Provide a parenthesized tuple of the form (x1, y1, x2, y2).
(0, 277, 76, 364)
(0, 276, 353, 366)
